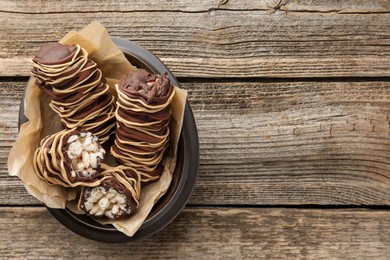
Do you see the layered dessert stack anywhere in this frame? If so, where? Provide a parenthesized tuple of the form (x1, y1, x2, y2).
(31, 42, 116, 143)
(111, 69, 175, 181)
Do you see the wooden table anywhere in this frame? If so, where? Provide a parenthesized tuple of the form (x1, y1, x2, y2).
(1, 0, 390, 258)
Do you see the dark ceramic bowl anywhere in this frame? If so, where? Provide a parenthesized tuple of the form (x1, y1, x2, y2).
(19, 37, 199, 243)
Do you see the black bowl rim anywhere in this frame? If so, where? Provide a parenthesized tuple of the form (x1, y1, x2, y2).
(19, 37, 199, 243)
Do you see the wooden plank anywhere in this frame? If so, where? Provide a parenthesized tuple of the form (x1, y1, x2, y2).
(2, 80, 390, 205)
(0, 207, 389, 258)
(283, 0, 390, 13)
(0, 0, 266, 12)
(1, 0, 389, 13)
(187, 80, 390, 205)
(0, 1, 389, 78)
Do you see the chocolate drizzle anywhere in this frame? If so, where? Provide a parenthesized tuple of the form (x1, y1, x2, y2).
(33, 42, 77, 65)
(111, 69, 175, 182)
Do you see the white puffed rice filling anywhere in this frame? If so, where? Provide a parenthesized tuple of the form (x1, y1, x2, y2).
(84, 186, 128, 218)
(66, 132, 104, 178)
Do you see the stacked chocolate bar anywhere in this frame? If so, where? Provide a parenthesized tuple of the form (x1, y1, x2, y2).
(111, 69, 175, 181)
(31, 42, 116, 143)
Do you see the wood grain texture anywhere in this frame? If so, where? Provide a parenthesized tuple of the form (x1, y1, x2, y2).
(1, 1, 390, 257)
(0, 207, 389, 259)
(0, 0, 389, 78)
(282, 0, 390, 13)
(2, 80, 390, 205)
(186, 80, 390, 205)
(1, 0, 389, 13)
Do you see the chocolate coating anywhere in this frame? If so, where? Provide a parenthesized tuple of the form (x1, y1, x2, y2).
(33, 42, 77, 65)
(118, 69, 173, 105)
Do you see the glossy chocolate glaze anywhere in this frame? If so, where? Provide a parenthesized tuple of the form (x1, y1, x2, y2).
(33, 42, 77, 65)
(118, 69, 173, 105)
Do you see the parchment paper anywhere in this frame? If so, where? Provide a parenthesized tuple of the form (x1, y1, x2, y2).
(8, 21, 187, 237)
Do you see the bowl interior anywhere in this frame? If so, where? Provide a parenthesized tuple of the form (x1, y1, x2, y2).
(20, 38, 199, 242)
